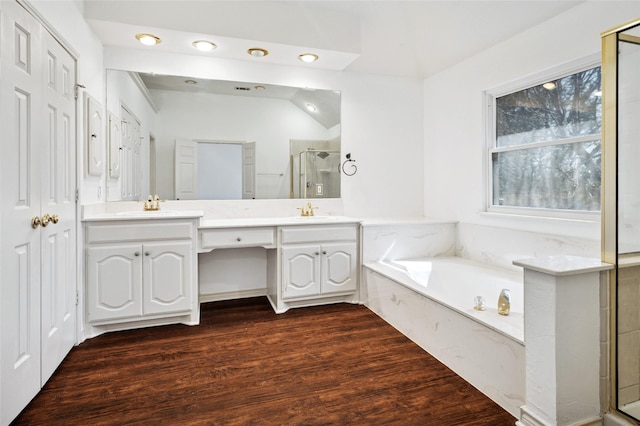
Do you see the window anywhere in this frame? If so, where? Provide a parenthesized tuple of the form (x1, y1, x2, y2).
(487, 64, 602, 217)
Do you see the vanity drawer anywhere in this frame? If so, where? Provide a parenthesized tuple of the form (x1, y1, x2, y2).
(280, 225, 357, 244)
(200, 227, 276, 249)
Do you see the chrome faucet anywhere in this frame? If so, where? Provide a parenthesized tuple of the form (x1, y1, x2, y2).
(298, 202, 317, 217)
(143, 195, 161, 211)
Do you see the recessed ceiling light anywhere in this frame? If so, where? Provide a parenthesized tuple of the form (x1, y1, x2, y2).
(247, 48, 269, 57)
(135, 33, 161, 46)
(192, 40, 216, 52)
(306, 103, 317, 112)
(298, 53, 318, 63)
(185, 79, 197, 85)
(254, 85, 266, 91)
(542, 82, 557, 90)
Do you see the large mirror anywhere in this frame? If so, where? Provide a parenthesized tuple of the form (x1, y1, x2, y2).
(105, 69, 341, 201)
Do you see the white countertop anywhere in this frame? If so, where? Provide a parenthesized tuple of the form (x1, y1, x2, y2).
(513, 255, 613, 276)
(199, 216, 360, 228)
(82, 210, 205, 221)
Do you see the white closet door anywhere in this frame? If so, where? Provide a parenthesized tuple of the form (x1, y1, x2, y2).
(0, 2, 77, 423)
(0, 2, 44, 423)
(40, 28, 77, 386)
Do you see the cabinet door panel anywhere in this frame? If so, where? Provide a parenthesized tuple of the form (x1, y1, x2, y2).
(282, 245, 321, 299)
(86, 244, 142, 322)
(321, 242, 357, 294)
(143, 241, 192, 315)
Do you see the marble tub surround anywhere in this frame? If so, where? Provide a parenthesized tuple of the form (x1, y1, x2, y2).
(363, 266, 525, 418)
(365, 257, 524, 343)
(457, 223, 600, 272)
(513, 256, 613, 426)
(361, 218, 457, 263)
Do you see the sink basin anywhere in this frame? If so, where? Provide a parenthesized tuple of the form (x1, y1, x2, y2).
(290, 216, 340, 221)
(115, 210, 184, 217)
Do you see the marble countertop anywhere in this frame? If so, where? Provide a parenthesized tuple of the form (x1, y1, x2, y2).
(199, 216, 360, 228)
(81, 210, 205, 221)
(513, 255, 613, 276)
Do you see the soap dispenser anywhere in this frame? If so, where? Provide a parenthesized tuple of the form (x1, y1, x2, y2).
(498, 289, 511, 316)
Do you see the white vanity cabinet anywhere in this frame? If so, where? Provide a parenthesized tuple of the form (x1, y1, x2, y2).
(268, 224, 359, 313)
(84, 219, 199, 333)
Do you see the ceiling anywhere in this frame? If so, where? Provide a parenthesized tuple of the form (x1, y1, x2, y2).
(83, 0, 591, 79)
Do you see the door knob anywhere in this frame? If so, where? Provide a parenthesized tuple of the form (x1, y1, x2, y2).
(50, 214, 59, 224)
(41, 213, 51, 227)
(31, 216, 41, 229)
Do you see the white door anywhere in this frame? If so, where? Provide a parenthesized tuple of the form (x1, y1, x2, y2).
(242, 142, 256, 199)
(0, 3, 44, 422)
(120, 107, 141, 200)
(175, 139, 197, 200)
(40, 26, 77, 385)
(0, 2, 77, 423)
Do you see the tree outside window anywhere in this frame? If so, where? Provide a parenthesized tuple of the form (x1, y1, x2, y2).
(490, 66, 601, 212)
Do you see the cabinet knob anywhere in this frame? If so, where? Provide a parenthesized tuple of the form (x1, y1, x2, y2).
(41, 213, 51, 227)
(50, 213, 59, 224)
(145, 251, 150, 256)
(134, 252, 140, 256)
(236, 237, 242, 242)
(315, 251, 320, 256)
(322, 251, 327, 255)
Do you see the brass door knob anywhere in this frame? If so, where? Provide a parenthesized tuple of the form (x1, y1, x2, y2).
(31, 216, 41, 229)
(41, 213, 51, 227)
(50, 214, 59, 224)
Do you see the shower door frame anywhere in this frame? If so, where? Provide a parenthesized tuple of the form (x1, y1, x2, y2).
(601, 16, 640, 424)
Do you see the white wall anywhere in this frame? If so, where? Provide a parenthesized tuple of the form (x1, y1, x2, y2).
(423, 1, 640, 239)
(105, 47, 425, 217)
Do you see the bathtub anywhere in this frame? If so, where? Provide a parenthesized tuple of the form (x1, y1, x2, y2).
(362, 256, 525, 418)
(365, 256, 523, 343)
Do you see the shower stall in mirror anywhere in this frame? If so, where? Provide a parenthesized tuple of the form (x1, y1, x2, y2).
(602, 17, 640, 423)
(290, 149, 340, 199)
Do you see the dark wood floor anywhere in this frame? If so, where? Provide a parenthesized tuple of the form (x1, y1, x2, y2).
(13, 298, 516, 425)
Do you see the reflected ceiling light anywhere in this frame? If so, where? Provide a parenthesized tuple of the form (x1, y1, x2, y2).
(542, 82, 557, 90)
(247, 48, 269, 57)
(306, 103, 317, 112)
(135, 33, 161, 46)
(192, 40, 217, 52)
(593, 90, 602, 97)
(298, 53, 319, 63)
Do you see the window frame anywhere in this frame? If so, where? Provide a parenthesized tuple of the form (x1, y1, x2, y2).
(484, 54, 602, 221)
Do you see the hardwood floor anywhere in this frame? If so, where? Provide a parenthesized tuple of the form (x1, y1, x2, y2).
(13, 298, 516, 425)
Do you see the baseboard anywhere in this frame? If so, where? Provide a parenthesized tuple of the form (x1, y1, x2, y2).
(199, 289, 266, 303)
(518, 406, 603, 426)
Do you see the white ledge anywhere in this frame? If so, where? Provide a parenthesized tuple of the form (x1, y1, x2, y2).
(513, 255, 613, 276)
